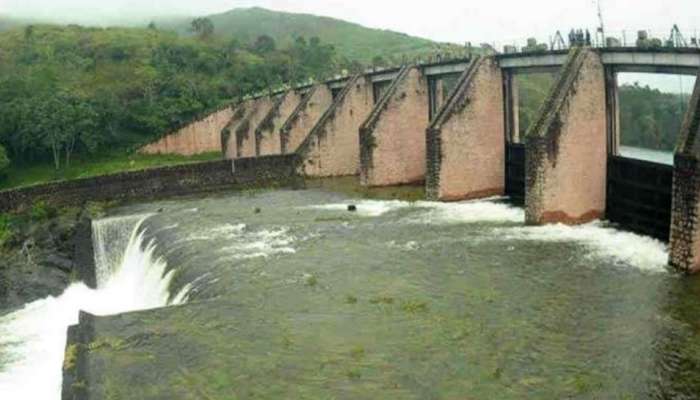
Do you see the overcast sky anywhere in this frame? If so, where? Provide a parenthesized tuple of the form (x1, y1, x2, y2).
(1, 0, 698, 91)
(3, 0, 699, 45)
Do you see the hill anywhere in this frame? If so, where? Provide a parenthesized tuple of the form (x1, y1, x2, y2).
(163, 7, 457, 63)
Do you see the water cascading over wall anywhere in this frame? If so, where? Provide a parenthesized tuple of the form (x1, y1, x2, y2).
(0, 214, 189, 400)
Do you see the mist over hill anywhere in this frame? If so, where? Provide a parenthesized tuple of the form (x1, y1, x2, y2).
(1, 7, 463, 64)
(159, 7, 453, 63)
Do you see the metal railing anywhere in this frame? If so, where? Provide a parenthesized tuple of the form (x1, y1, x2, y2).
(486, 26, 700, 55)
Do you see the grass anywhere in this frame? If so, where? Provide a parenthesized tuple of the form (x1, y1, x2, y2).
(0, 151, 222, 191)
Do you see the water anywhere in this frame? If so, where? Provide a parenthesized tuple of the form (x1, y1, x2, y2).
(619, 145, 674, 165)
(0, 214, 189, 399)
(2, 184, 700, 398)
(78, 187, 700, 399)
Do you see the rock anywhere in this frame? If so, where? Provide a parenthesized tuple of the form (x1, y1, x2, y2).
(347, 205, 357, 212)
(254, 207, 262, 214)
(41, 253, 74, 273)
(157, 208, 165, 213)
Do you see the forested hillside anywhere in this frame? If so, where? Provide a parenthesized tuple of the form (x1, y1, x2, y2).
(0, 23, 340, 185)
(163, 7, 453, 64)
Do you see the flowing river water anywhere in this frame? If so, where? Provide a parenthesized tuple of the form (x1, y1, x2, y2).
(1, 182, 700, 399)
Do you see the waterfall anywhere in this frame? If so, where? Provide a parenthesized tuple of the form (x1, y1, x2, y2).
(0, 214, 190, 399)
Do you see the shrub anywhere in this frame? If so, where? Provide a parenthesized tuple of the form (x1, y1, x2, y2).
(0, 214, 12, 247)
(30, 200, 57, 221)
(0, 144, 9, 176)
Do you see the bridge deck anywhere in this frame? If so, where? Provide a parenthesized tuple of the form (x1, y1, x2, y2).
(497, 48, 700, 75)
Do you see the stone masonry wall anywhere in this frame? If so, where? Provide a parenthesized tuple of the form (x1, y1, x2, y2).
(140, 106, 234, 156)
(257, 90, 303, 157)
(426, 57, 505, 201)
(299, 76, 374, 177)
(525, 48, 607, 225)
(223, 100, 254, 159)
(670, 73, 700, 274)
(0, 155, 302, 214)
(280, 84, 334, 154)
(237, 96, 275, 159)
(360, 67, 430, 187)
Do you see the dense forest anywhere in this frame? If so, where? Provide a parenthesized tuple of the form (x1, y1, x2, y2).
(0, 23, 341, 175)
(618, 83, 691, 151)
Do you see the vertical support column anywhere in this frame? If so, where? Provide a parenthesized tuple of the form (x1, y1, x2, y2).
(670, 74, 700, 274)
(605, 68, 620, 155)
(360, 66, 430, 187)
(503, 71, 520, 143)
(426, 57, 506, 201)
(525, 48, 607, 225)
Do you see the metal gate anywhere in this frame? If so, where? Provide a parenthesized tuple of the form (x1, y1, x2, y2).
(505, 143, 526, 205)
(606, 156, 672, 241)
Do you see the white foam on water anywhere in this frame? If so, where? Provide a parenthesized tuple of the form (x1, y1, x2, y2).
(220, 226, 297, 260)
(493, 222, 669, 273)
(180, 222, 299, 261)
(409, 198, 524, 225)
(0, 215, 190, 399)
(387, 240, 420, 251)
(184, 223, 247, 242)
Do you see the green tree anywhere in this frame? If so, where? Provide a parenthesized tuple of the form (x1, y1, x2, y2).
(0, 144, 9, 175)
(190, 18, 214, 40)
(251, 35, 276, 54)
(372, 55, 388, 68)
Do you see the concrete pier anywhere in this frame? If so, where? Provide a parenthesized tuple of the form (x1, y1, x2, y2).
(236, 96, 276, 158)
(256, 90, 303, 156)
(299, 75, 374, 177)
(670, 74, 700, 274)
(223, 99, 254, 159)
(426, 57, 505, 201)
(360, 66, 430, 187)
(280, 84, 334, 154)
(524, 48, 607, 225)
(140, 106, 234, 156)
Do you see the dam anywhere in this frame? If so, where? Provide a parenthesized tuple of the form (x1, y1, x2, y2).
(0, 42, 699, 398)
